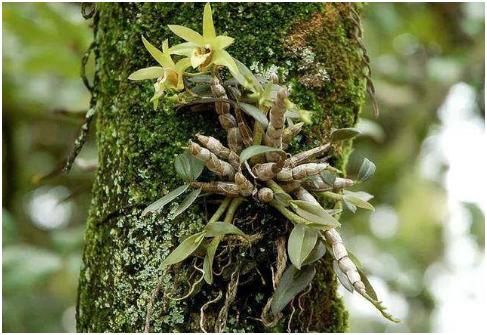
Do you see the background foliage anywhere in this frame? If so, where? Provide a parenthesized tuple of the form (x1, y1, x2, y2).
(2, 2, 485, 332)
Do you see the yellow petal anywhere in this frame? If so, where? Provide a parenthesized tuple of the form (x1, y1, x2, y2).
(203, 3, 216, 39)
(175, 58, 191, 73)
(211, 50, 238, 74)
(190, 50, 211, 68)
(142, 36, 174, 68)
(169, 42, 196, 56)
(162, 39, 169, 52)
(212, 35, 234, 50)
(168, 25, 204, 45)
(128, 67, 165, 81)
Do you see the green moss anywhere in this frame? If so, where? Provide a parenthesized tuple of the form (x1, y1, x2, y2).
(78, 3, 365, 332)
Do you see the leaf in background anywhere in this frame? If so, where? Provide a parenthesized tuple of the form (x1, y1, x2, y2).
(302, 239, 327, 266)
(203, 237, 220, 284)
(270, 264, 316, 315)
(188, 74, 212, 83)
(173, 188, 202, 218)
(239, 145, 285, 164)
(330, 128, 361, 142)
(141, 184, 189, 217)
(357, 158, 376, 182)
(205, 221, 247, 238)
(343, 194, 375, 211)
(332, 260, 354, 293)
(175, 151, 204, 181)
(274, 192, 293, 207)
(288, 223, 318, 269)
(162, 232, 205, 266)
(290, 200, 341, 229)
(238, 102, 269, 128)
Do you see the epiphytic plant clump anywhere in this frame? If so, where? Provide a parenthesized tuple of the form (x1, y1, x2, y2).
(131, 3, 399, 330)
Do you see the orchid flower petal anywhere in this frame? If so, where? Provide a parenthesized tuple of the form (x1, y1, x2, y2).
(203, 3, 216, 39)
(168, 25, 204, 45)
(128, 67, 165, 81)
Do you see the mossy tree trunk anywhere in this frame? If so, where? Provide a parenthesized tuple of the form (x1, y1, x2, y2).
(77, 3, 366, 332)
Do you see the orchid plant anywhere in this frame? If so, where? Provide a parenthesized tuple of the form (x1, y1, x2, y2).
(130, 3, 399, 330)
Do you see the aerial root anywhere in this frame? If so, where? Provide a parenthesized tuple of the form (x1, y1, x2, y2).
(214, 263, 241, 333)
(167, 261, 205, 301)
(273, 236, 287, 289)
(144, 266, 170, 333)
(200, 290, 223, 333)
(297, 284, 312, 321)
(287, 298, 296, 333)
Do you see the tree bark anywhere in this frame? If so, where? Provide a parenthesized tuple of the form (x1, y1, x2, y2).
(77, 3, 366, 332)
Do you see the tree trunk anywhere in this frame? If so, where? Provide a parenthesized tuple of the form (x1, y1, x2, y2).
(77, 3, 366, 332)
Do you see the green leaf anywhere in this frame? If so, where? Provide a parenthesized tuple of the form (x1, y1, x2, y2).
(357, 158, 376, 182)
(232, 58, 263, 94)
(302, 240, 326, 266)
(343, 199, 357, 213)
(332, 260, 354, 293)
(270, 265, 316, 315)
(239, 145, 285, 164)
(321, 170, 336, 185)
(205, 222, 246, 238)
(128, 66, 164, 81)
(203, 237, 220, 284)
(330, 128, 361, 142)
(175, 151, 204, 181)
(238, 103, 269, 128)
(343, 190, 374, 202)
(325, 208, 342, 216)
(288, 223, 318, 269)
(162, 232, 206, 266)
(346, 249, 363, 269)
(173, 188, 202, 218)
(274, 192, 292, 207)
(188, 74, 212, 84)
(142, 184, 189, 217)
(343, 194, 375, 211)
(290, 200, 341, 229)
(358, 268, 378, 301)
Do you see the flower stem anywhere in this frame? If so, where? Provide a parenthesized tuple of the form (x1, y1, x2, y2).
(224, 197, 245, 223)
(269, 200, 307, 225)
(209, 197, 232, 223)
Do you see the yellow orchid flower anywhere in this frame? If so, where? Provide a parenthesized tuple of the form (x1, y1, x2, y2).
(168, 3, 237, 73)
(129, 36, 190, 107)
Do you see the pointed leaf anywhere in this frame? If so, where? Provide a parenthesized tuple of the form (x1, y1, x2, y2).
(343, 190, 374, 202)
(205, 222, 246, 238)
(333, 260, 354, 293)
(238, 103, 269, 128)
(302, 240, 326, 266)
(188, 74, 212, 84)
(142, 184, 189, 217)
(203, 237, 220, 284)
(162, 232, 205, 266)
(239, 145, 285, 164)
(343, 194, 375, 211)
(321, 170, 336, 185)
(291, 200, 341, 229)
(343, 199, 357, 213)
(173, 188, 202, 218)
(274, 192, 292, 207)
(357, 158, 376, 182)
(330, 128, 361, 142)
(231, 58, 263, 94)
(288, 223, 318, 269)
(270, 265, 316, 315)
(358, 268, 378, 301)
(175, 151, 204, 181)
(128, 67, 164, 81)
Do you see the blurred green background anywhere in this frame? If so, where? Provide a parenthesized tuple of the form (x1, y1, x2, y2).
(2, 3, 485, 332)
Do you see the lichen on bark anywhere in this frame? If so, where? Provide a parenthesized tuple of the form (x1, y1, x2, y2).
(77, 3, 366, 332)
